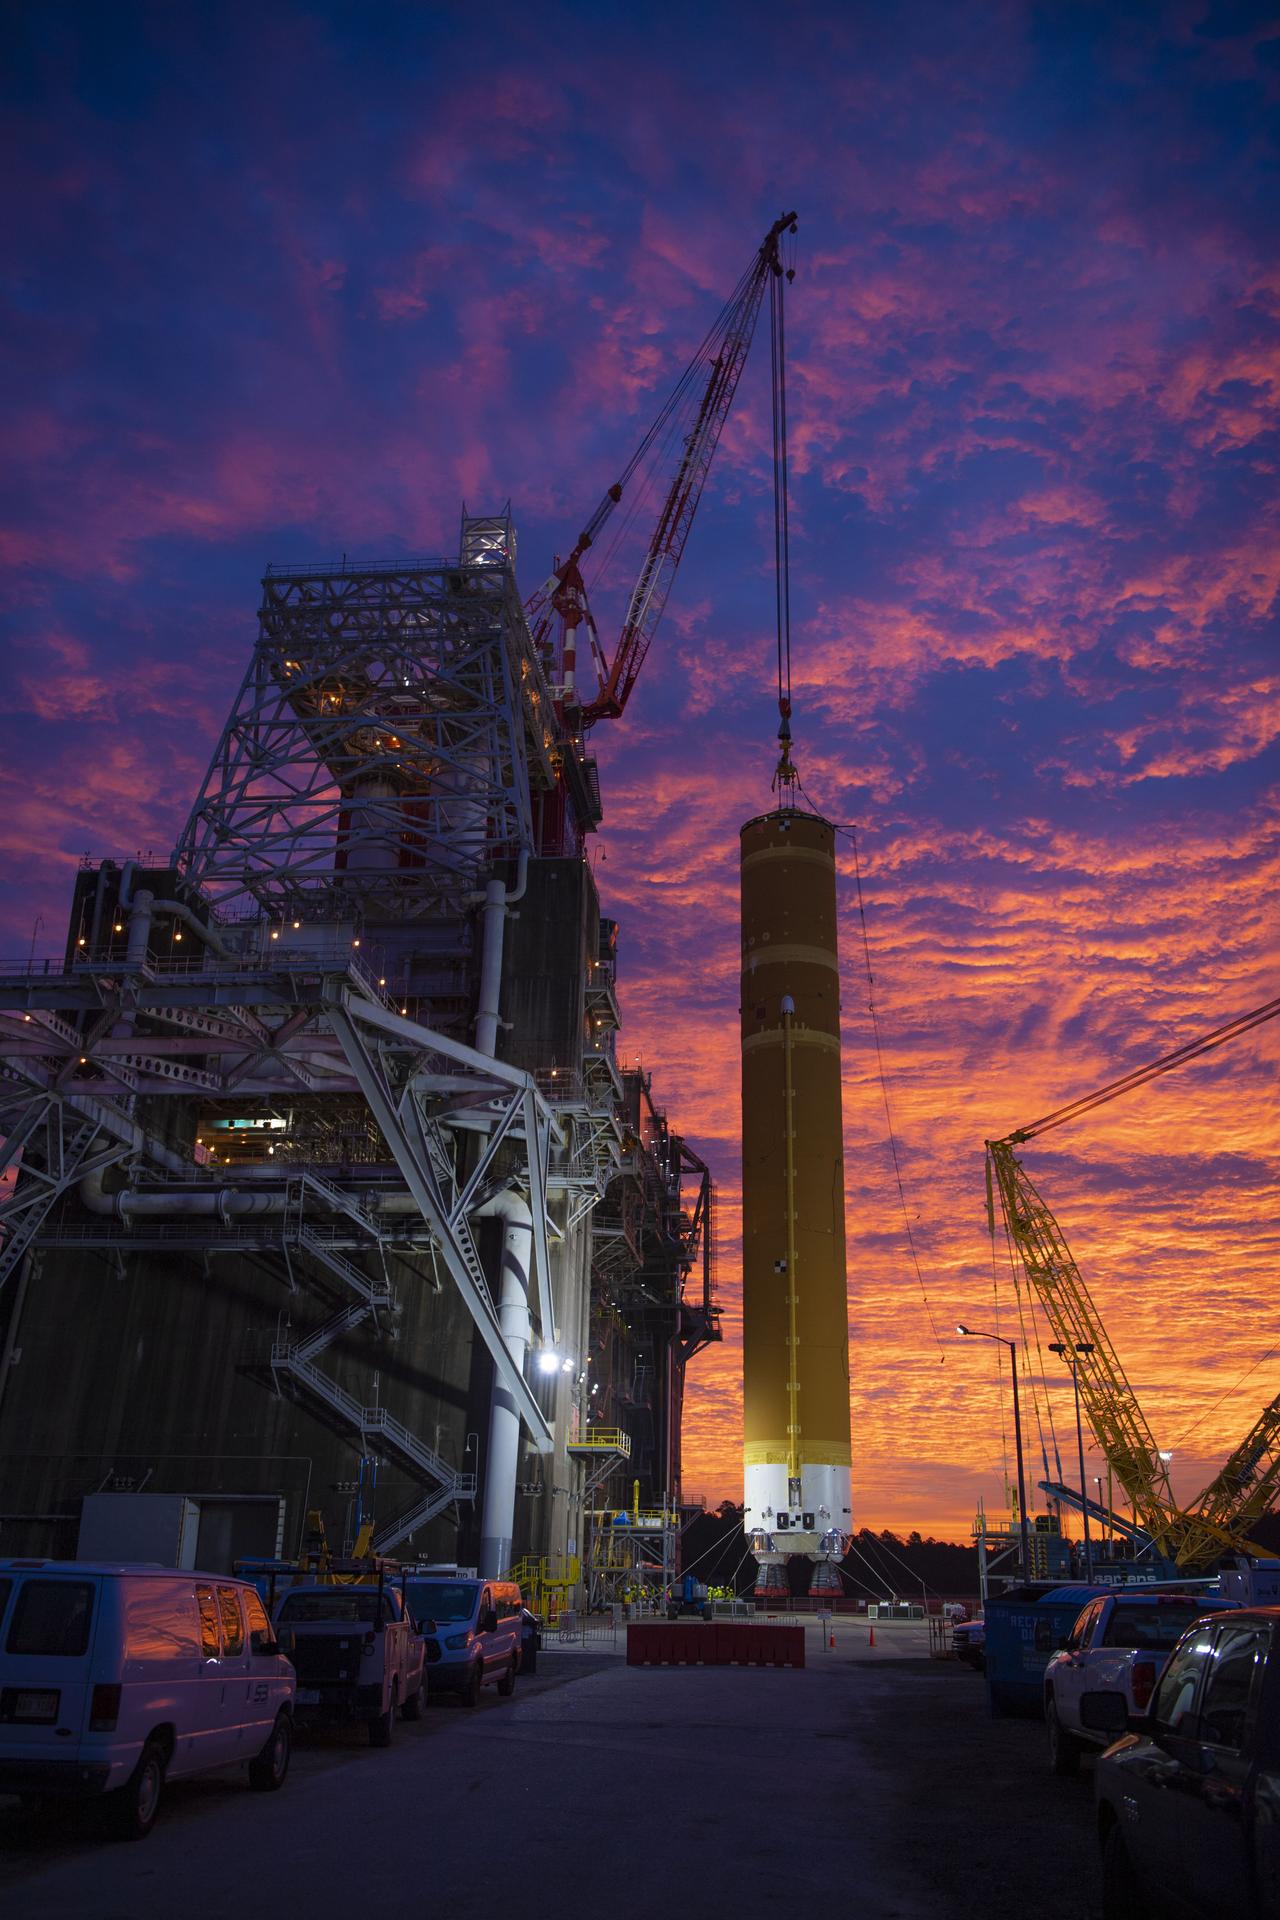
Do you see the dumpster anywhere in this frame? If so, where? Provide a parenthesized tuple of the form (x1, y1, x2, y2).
(984, 1583, 1109, 1718)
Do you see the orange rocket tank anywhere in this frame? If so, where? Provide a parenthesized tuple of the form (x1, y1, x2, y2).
(740, 806, 852, 1571)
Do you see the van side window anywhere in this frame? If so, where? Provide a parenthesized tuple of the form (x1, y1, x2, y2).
(244, 1590, 274, 1651)
(196, 1585, 221, 1660)
(0, 1578, 11, 1623)
(217, 1587, 245, 1656)
(7, 1580, 94, 1657)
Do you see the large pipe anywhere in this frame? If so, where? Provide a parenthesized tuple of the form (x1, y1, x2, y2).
(472, 1188, 533, 1578)
(80, 1166, 287, 1220)
(120, 863, 237, 964)
(77, 1167, 431, 1220)
(472, 850, 528, 1056)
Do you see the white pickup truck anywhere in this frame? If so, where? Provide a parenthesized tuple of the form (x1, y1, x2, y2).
(1043, 1589, 1228, 1775)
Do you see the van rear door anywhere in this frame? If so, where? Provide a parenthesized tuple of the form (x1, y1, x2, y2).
(0, 1573, 98, 1756)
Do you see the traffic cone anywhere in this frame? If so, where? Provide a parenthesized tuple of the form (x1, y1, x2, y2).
(868, 1624, 875, 1648)
(828, 1626, 836, 1649)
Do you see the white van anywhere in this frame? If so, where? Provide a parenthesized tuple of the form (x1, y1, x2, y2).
(0, 1560, 296, 1838)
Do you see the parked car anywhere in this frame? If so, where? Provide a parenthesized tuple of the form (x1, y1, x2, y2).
(1044, 1589, 1230, 1775)
(0, 1560, 294, 1839)
(519, 1606, 542, 1675)
(403, 1576, 523, 1705)
(952, 1615, 985, 1670)
(273, 1583, 424, 1746)
(1082, 1606, 1280, 1918)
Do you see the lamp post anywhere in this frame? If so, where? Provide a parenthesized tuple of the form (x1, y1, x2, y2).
(1049, 1341, 1096, 1582)
(958, 1325, 1032, 1583)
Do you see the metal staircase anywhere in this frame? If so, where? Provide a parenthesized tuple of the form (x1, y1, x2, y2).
(267, 1341, 474, 1552)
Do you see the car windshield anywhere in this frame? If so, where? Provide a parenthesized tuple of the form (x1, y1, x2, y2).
(1103, 1603, 1202, 1650)
(278, 1591, 381, 1623)
(406, 1581, 477, 1624)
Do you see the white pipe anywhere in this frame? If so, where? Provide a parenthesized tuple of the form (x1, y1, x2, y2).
(121, 863, 237, 964)
(472, 1188, 533, 1579)
(472, 849, 527, 1061)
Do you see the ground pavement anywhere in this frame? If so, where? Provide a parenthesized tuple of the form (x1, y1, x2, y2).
(0, 1619, 1101, 1919)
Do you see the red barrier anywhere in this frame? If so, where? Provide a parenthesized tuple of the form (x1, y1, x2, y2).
(717, 1624, 805, 1668)
(625, 1622, 805, 1669)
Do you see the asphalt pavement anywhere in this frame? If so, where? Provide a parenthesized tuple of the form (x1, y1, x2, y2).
(0, 1620, 1102, 1919)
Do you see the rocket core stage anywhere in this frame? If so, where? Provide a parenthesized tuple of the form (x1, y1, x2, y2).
(740, 806, 853, 1596)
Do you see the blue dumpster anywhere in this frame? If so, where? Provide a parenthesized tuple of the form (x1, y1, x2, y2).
(984, 1583, 1109, 1718)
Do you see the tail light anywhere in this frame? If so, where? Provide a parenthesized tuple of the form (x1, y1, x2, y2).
(1131, 1660, 1156, 1711)
(363, 1631, 376, 1655)
(89, 1683, 121, 1731)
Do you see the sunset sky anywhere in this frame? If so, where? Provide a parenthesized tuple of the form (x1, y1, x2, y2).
(3, 2, 1277, 1539)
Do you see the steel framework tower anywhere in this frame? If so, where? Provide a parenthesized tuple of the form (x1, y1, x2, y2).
(0, 511, 716, 1577)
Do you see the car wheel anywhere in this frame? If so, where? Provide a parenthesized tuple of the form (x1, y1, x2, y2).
(462, 1660, 483, 1709)
(368, 1683, 397, 1748)
(1047, 1695, 1081, 1776)
(106, 1740, 165, 1841)
(1101, 1822, 1149, 1920)
(402, 1673, 427, 1721)
(497, 1657, 517, 1699)
(248, 1712, 291, 1791)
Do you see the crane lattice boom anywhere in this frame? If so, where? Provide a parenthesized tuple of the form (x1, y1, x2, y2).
(986, 992, 1280, 1571)
(527, 212, 797, 726)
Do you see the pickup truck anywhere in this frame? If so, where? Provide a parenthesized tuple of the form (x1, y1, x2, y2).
(273, 1584, 425, 1747)
(1043, 1589, 1227, 1775)
(952, 1614, 985, 1671)
(1083, 1606, 1280, 1919)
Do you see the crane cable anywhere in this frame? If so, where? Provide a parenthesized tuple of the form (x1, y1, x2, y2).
(1003, 993, 1280, 1143)
(768, 226, 800, 797)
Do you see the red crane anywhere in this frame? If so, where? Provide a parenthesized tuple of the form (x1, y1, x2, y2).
(527, 212, 798, 740)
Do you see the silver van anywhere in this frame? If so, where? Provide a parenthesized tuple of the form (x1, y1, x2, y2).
(0, 1560, 295, 1838)
(404, 1576, 523, 1707)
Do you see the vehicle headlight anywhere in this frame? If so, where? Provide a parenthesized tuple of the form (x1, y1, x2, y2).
(444, 1632, 472, 1650)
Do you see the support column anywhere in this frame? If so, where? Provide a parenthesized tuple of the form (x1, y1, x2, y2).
(476, 1192, 533, 1578)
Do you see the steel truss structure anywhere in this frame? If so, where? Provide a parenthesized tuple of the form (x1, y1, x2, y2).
(177, 520, 558, 923)
(0, 931, 564, 1549)
(0, 511, 719, 1578)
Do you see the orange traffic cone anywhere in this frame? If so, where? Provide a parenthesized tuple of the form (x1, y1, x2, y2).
(868, 1624, 876, 1648)
(828, 1625, 836, 1650)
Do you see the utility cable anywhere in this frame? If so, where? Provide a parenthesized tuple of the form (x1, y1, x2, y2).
(1171, 1341, 1280, 1451)
(857, 1528, 938, 1599)
(848, 825, 946, 1358)
(832, 1558, 885, 1602)
(840, 1537, 894, 1601)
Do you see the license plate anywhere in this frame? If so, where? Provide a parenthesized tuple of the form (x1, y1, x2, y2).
(296, 1688, 321, 1705)
(14, 1690, 58, 1722)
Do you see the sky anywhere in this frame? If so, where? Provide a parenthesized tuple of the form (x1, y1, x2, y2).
(2, 0, 1277, 1540)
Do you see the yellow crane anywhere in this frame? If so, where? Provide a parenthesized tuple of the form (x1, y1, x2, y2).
(986, 994, 1280, 1571)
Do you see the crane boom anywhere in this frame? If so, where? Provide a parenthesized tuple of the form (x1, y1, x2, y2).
(986, 991, 1280, 1569)
(986, 1141, 1182, 1549)
(527, 212, 797, 725)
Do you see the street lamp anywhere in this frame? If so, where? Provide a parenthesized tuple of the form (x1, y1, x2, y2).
(1049, 1341, 1096, 1582)
(957, 1324, 1031, 1583)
